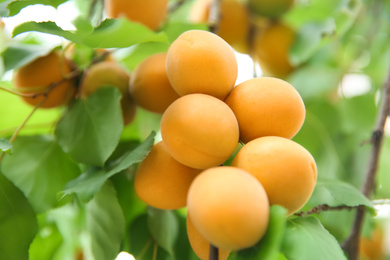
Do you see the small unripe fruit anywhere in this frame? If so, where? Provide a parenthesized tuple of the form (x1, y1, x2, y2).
(134, 141, 201, 209)
(225, 77, 305, 143)
(249, 0, 294, 18)
(130, 53, 180, 113)
(187, 214, 231, 260)
(161, 94, 239, 169)
(187, 166, 270, 250)
(166, 30, 238, 100)
(105, 0, 168, 31)
(13, 51, 76, 108)
(231, 136, 317, 215)
(80, 61, 136, 125)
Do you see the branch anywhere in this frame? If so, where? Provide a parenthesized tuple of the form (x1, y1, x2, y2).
(209, 244, 219, 260)
(208, 0, 222, 34)
(342, 60, 390, 260)
(169, 0, 186, 13)
(294, 204, 361, 217)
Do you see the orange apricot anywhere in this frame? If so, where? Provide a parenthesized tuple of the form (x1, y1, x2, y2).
(359, 225, 385, 260)
(225, 77, 305, 143)
(134, 141, 201, 209)
(248, 0, 294, 18)
(80, 61, 136, 125)
(13, 51, 76, 108)
(231, 136, 317, 215)
(187, 214, 231, 260)
(190, 0, 250, 53)
(253, 22, 296, 78)
(187, 166, 270, 250)
(104, 0, 168, 31)
(160, 93, 239, 169)
(166, 30, 238, 100)
(130, 52, 180, 113)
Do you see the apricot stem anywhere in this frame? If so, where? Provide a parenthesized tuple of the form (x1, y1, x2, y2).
(342, 59, 390, 260)
(209, 244, 219, 260)
(0, 85, 36, 97)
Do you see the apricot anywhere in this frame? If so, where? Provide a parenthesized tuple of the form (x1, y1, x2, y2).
(160, 93, 239, 169)
(359, 225, 385, 260)
(166, 30, 238, 100)
(225, 77, 305, 143)
(187, 166, 270, 250)
(231, 136, 317, 215)
(134, 141, 201, 209)
(248, 0, 294, 18)
(80, 61, 136, 125)
(253, 22, 296, 78)
(130, 52, 180, 114)
(190, 0, 250, 53)
(13, 51, 76, 108)
(186, 214, 231, 260)
(104, 0, 168, 31)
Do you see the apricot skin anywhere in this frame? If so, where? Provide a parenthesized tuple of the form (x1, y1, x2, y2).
(160, 94, 239, 169)
(225, 77, 305, 143)
(130, 52, 180, 114)
(248, 0, 294, 18)
(187, 166, 270, 251)
(190, 0, 250, 53)
(104, 0, 168, 31)
(186, 214, 231, 260)
(134, 141, 201, 210)
(80, 61, 136, 125)
(231, 136, 317, 215)
(254, 23, 296, 78)
(13, 51, 75, 108)
(166, 30, 238, 100)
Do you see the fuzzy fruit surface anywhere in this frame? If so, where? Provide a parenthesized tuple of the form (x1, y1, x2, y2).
(130, 52, 180, 114)
(134, 141, 201, 210)
(166, 30, 238, 100)
(187, 166, 270, 251)
(232, 136, 317, 215)
(225, 77, 305, 143)
(14, 51, 75, 108)
(160, 93, 239, 169)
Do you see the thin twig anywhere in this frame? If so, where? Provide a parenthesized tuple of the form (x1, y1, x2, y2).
(169, 0, 186, 13)
(208, 0, 222, 34)
(294, 204, 360, 217)
(341, 59, 390, 260)
(209, 244, 219, 260)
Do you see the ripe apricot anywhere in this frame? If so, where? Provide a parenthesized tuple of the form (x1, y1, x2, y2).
(166, 30, 238, 100)
(13, 51, 76, 108)
(190, 0, 250, 53)
(187, 166, 270, 250)
(248, 0, 294, 18)
(186, 214, 231, 260)
(231, 136, 317, 215)
(80, 61, 136, 125)
(225, 77, 305, 143)
(104, 0, 168, 31)
(160, 93, 239, 169)
(254, 22, 295, 78)
(134, 141, 201, 209)
(130, 52, 180, 114)
(359, 225, 385, 260)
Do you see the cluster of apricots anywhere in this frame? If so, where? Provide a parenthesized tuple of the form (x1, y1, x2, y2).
(190, 0, 296, 78)
(133, 29, 317, 259)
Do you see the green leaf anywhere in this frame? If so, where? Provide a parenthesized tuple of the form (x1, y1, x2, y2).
(162, 21, 209, 43)
(1, 135, 81, 213)
(307, 180, 373, 209)
(13, 19, 168, 48)
(85, 181, 125, 260)
(0, 138, 12, 153)
(29, 220, 63, 260)
(281, 217, 347, 260)
(55, 87, 123, 166)
(230, 206, 288, 260)
(59, 132, 155, 202)
(0, 171, 38, 260)
(2, 43, 53, 72)
(147, 207, 179, 257)
(290, 18, 336, 65)
(6, 0, 68, 16)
